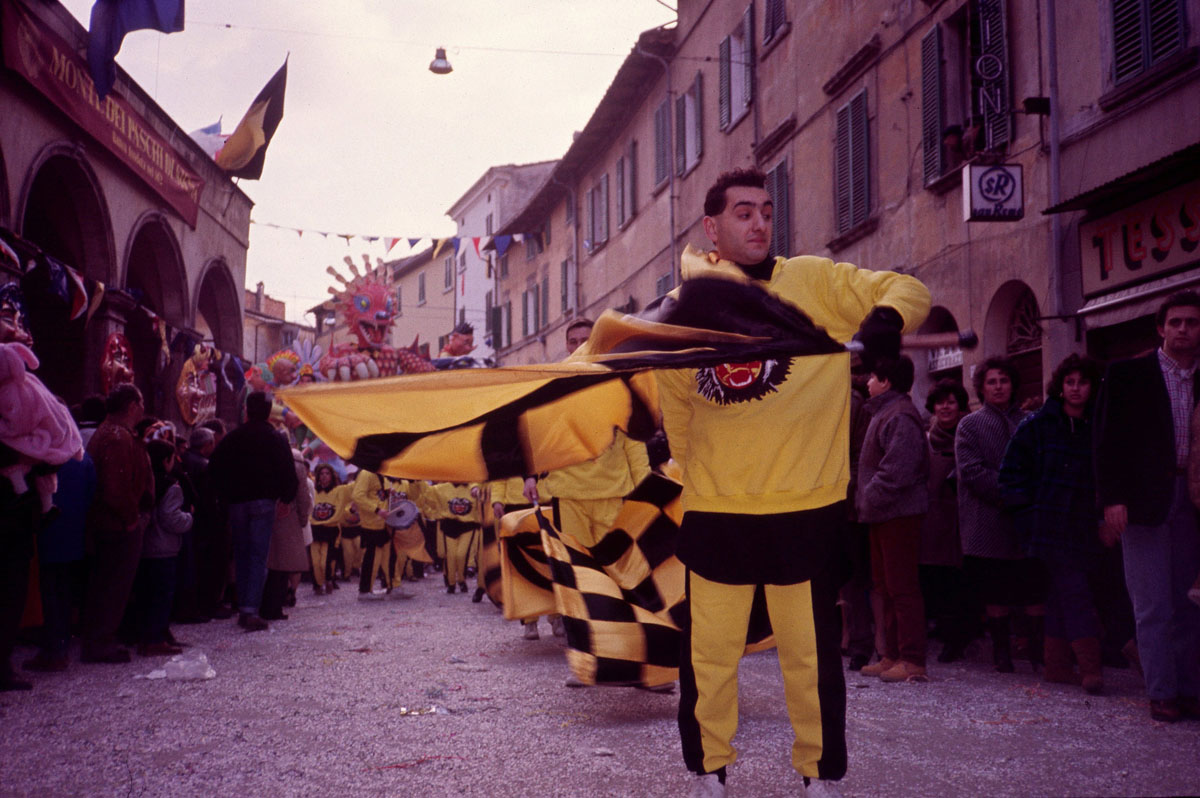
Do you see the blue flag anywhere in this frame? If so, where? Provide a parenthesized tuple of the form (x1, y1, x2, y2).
(88, 0, 185, 99)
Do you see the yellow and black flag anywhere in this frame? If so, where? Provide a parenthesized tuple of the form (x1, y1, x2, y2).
(217, 58, 287, 180)
(280, 273, 846, 484)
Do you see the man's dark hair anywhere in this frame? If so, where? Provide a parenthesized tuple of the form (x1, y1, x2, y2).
(200, 418, 227, 437)
(245, 391, 272, 422)
(566, 317, 594, 335)
(704, 168, 768, 217)
(189, 427, 216, 450)
(925, 378, 969, 414)
(1047, 353, 1104, 401)
(1155, 290, 1200, 327)
(872, 355, 915, 394)
(105, 383, 142, 416)
(972, 356, 1020, 402)
(75, 395, 107, 425)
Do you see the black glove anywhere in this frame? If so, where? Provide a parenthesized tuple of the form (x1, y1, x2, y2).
(853, 306, 903, 371)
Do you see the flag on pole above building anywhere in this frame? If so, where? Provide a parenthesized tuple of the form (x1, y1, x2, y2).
(87, 0, 185, 99)
(216, 58, 288, 180)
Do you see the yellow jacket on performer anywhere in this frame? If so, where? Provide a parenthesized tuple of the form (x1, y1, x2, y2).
(656, 246, 930, 517)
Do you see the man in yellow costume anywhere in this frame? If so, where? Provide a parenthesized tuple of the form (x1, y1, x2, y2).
(655, 169, 930, 798)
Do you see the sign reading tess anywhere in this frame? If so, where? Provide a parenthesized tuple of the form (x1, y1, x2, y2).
(2, 1, 204, 227)
(1080, 179, 1200, 298)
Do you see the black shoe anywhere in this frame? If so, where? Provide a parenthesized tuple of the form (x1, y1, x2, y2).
(458, 582, 468, 593)
(472, 587, 485, 603)
(446, 586, 456, 595)
(847, 653, 870, 671)
(237, 613, 269, 632)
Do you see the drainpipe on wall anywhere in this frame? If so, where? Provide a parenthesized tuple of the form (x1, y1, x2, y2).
(635, 41, 678, 289)
(1046, 0, 1064, 320)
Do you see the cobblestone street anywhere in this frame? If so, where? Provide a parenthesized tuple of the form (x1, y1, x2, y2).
(2, 573, 1198, 797)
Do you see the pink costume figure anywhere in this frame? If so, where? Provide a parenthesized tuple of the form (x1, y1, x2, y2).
(0, 342, 82, 512)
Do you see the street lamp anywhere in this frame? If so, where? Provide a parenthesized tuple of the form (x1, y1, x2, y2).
(429, 47, 453, 75)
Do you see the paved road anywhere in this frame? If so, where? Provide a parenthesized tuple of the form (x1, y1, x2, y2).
(2, 574, 1198, 797)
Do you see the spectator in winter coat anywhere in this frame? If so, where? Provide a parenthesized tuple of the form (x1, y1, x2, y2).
(1001, 354, 1106, 694)
(956, 356, 1043, 674)
(856, 356, 930, 683)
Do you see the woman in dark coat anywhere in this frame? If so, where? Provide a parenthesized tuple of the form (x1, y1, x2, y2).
(1000, 354, 1106, 693)
(920, 379, 975, 663)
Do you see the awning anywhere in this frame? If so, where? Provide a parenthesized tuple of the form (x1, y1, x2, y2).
(1044, 142, 1200, 215)
(1076, 268, 1200, 328)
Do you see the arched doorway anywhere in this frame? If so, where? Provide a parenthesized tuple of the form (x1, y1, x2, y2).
(195, 259, 243, 422)
(124, 213, 187, 420)
(984, 281, 1043, 407)
(18, 149, 113, 403)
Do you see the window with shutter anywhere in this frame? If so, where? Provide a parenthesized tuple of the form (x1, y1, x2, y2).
(616, 156, 626, 226)
(1112, 0, 1185, 85)
(626, 140, 637, 221)
(600, 174, 609, 244)
(395, 286, 402, 316)
(521, 290, 529, 337)
(921, 26, 945, 185)
(764, 0, 787, 44)
(541, 275, 549, 330)
(675, 93, 687, 175)
(484, 290, 493, 332)
(719, 36, 732, 130)
(444, 257, 453, 290)
(654, 100, 670, 186)
(504, 301, 512, 347)
(835, 90, 870, 235)
(767, 160, 790, 259)
(561, 260, 570, 312)
(976, 0, 1010, 151)
(418, 272, 426, 305)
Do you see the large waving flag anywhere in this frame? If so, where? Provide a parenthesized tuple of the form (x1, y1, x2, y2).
(216, 59, 288, 180)
(87, 0, 185, 99)
(280, 274, 846, 483)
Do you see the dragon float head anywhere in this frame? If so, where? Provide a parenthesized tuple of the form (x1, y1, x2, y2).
(327, 254, 395, 350)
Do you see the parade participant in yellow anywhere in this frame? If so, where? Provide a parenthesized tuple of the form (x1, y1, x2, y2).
(651, 169, 930, 798)
(309, 464, 343, 595)
(352, 468, 399, 600)
(427, 481, 483, 594)
(334, 478, 362, 582)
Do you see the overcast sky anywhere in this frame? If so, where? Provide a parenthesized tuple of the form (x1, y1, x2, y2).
(57, 1, 676, 322)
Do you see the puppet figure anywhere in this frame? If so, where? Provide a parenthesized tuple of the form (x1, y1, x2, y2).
(100, 332, 135, 395)
(317, 255, 436, 381)
(176, 342, 219, 426)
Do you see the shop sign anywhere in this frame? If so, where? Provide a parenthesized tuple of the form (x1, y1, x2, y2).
(2, 1, 205, 227)
(963, 164, 1023, 221)
(928, 345, 963, 373)
(1080, 178, 1200, 298)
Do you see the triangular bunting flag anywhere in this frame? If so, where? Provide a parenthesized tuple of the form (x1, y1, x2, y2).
(386, 237, 400, 254)
(408, 238, 422, 249)
(494, 235, 513, 258)
(472, 237, 481, 258)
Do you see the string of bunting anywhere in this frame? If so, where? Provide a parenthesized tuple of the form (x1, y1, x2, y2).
(250, 220, 543, 260)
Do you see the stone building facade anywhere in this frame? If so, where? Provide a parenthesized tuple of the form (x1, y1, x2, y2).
(490, 0, 1200, 403)
(0, 0, 249, 424)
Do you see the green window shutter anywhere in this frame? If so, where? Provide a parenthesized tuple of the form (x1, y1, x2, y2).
(849, 91, 870, 229)
(742, 4, 755, 106)
(627, 140, 637, 219)
(616, 156, 626, 226)
(1148, 0, 1185, 65)
(693, 72, 704, 159)
(835, 102, 852, 233)
(654, 100, 670, 185)
(767, 160, 790, 259)
(719, 36, 732, 130)
(541, 276, 549, 330)
(521, 290, 529, 337)
(504, 301, 511, 346)
(921, 25, 945, 185)
(560, 260, 569, 312)
(675, 94, 687, 175)
(600, 174, 610, 243)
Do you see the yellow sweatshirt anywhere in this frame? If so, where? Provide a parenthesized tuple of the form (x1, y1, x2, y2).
(656, 246, 930, 516)
(424, 481, 482, 525)
(543, 430, 651, 500)
(352, 469, 390, 530)
(311, 486, 344, 527)
(332, 483, 361, 528)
